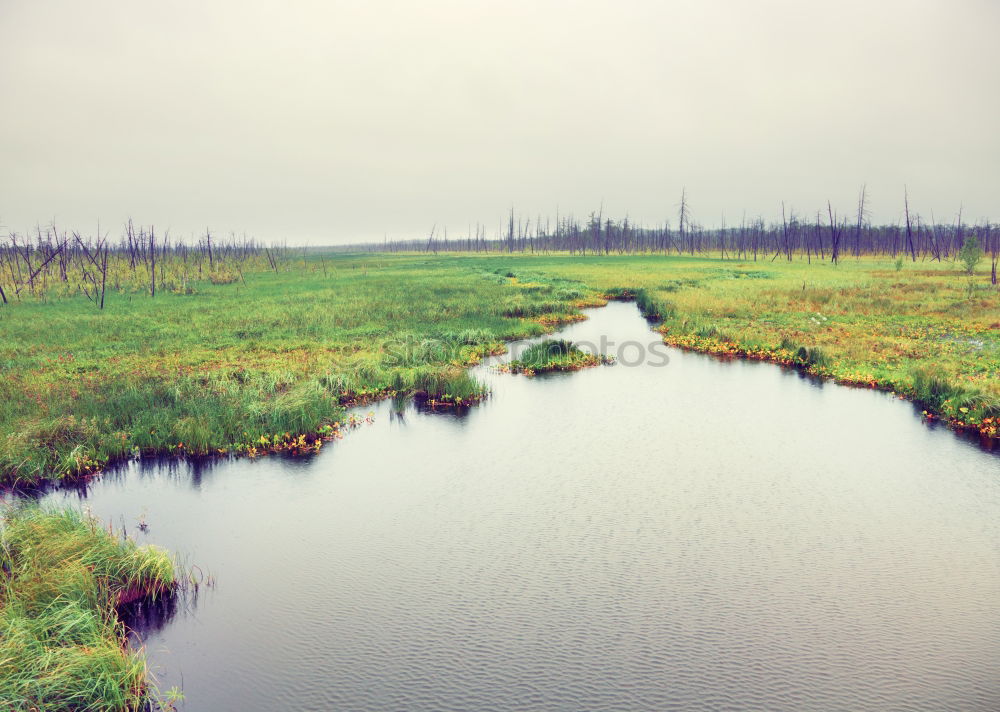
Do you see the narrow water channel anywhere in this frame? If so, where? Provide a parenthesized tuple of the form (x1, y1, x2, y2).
(38, 302, 1000, 711)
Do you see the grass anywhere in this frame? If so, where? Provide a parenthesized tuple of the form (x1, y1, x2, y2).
(408, 369, 490, 407)
(0, 505, 176, 711)
(503, 339, 614, 374)
(0, 256, 585, 484)
(1, 251, 997, 487)
(495, 254, 999, 439)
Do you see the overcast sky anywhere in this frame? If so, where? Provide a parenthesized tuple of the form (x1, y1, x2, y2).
(1, 0, 997, 244)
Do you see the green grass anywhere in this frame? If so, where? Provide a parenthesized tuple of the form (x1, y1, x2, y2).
(0, 505, 175, 711)
(1, 251, 998, 487)
(408, 369, 490, 407)
(0, 255, 585, 484)
(504, 339, 613, 374)
(494, 253, 999, 437)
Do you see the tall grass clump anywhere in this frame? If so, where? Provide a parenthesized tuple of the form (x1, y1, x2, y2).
(440, 328, 497, 346)
(910, 367, 1000, 433)
(636, 289, 676, 321)
(775, 337, 831, 369)
(0, 505, 176, 711)
(505, 339, 613, 374)
(795, 345, 830, 368)
(694, 323, 729, 341)
(410, 368, 489, 406)
(603, 286, 636, 300)
(602, 286, 676, 322)
(497, 298, 566, 318)
(911, 367, 968, 410)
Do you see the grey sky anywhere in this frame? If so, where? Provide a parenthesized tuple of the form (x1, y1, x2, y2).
(1, 0, 997, 244)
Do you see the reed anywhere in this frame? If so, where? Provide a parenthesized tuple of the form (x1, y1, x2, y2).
(411, 370, 489, 407)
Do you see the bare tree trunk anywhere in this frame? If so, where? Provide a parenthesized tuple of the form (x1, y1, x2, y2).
(150, 227, 156, 297)
(854, 184, 867, 259)
(678, 188, 689, 255)
(828, 201, 842, 265)
(903, 187, 917, 261)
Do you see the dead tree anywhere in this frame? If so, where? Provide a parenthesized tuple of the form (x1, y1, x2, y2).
(854, 184, 868, 258)
(828, 201, 843, 265)
(903, 187, 917, 262)
(149, 227, 156, 297)
(74, 232, 109, 309)
(678, 188, 690, 255)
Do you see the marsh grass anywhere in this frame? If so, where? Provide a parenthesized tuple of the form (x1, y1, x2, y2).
(504, 339, 613, 375)
(407, 369, 489, 406)
(0, 256, 585, 484)
(0, 505, 176, 711)
(911, 367, 1000, 425)
(516, 254, 997, 439)
(605, 286, 675, 325)
(1, 251, 997, 486)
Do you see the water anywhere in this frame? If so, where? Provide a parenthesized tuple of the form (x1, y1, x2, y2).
(37, 302, 1000, 711)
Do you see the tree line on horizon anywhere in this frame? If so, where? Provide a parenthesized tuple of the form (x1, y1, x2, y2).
(2, 188, 998, 308)
(347, 188, 999, 283)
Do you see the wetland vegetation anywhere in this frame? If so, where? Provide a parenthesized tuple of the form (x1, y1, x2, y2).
(0, 505, 175, 711)
(0, 228, 998, 487)
(1, 224, 998, 710)
(502, 339, 614, 374)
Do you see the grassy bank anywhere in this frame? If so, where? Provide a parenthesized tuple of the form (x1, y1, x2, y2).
(0, 506, 175, 710)
(0, 255, 586, 484)
(502, 255, 999, 439)
(1, 252, 997, 486)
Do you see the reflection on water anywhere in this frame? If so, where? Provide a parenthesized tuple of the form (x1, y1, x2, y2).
(36, 302, 1000, 711)
(122, 595, 181, 640)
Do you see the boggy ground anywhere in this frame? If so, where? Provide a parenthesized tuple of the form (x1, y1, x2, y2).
(1, 252, 997, 486)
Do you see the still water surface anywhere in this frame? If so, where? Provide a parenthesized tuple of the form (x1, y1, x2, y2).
(40, 302, 1000, 711)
